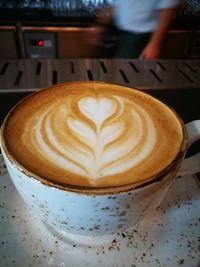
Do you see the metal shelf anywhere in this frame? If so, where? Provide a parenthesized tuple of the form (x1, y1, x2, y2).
(0, 59, 200, 93)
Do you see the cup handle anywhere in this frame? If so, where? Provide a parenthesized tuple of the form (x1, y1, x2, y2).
(177, 120, 200, 177)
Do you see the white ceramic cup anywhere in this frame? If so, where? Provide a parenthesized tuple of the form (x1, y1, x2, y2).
(1, 96, 200, 237)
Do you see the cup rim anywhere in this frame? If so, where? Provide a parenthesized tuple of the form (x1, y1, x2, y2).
(0, 81, 187, 195)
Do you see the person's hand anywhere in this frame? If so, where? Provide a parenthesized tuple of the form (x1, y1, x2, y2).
(139, 41, 161, 60)
(86, 7, 113, 46)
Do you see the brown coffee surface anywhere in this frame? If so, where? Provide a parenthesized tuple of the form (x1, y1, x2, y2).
(5, 82, 183, 188)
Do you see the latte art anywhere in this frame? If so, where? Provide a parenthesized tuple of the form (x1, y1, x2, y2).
(5, 82, 183, 187)
(34, 95, 156, 183)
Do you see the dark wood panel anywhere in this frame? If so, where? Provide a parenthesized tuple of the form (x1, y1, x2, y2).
(0, 31, 18, 59)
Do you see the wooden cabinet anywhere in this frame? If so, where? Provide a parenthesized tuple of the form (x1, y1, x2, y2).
(57, 27, 112, 58)
(0, 28, 18, 59)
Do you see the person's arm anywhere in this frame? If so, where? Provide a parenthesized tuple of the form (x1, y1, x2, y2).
(139, 7, 176, 60)
(85, 7, 113, 45)
(96, 7, 113, 26)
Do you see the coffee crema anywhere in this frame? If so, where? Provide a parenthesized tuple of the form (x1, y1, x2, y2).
(5, 82, 183, 188)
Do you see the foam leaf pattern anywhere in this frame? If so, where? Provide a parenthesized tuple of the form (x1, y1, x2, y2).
(33, 95, 157, 183)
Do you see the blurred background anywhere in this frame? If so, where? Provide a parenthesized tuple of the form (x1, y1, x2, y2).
(0, 0, 200, 59)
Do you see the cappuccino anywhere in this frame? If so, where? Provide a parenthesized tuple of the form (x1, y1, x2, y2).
(5, 82, 183, 188)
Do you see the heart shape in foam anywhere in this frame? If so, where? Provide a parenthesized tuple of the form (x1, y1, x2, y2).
(78, 97, 116, 130)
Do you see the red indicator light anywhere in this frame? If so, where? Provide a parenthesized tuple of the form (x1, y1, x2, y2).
(37, 40, 44, 47)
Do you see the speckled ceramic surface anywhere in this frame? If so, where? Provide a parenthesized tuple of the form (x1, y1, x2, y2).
(0, 152, 200, 267)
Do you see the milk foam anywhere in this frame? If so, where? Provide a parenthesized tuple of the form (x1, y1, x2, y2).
(33, 95, 156, 183)
(5, 82, 183, 188)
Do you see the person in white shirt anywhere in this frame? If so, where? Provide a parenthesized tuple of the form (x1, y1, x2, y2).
(92, 0, 180, 59)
